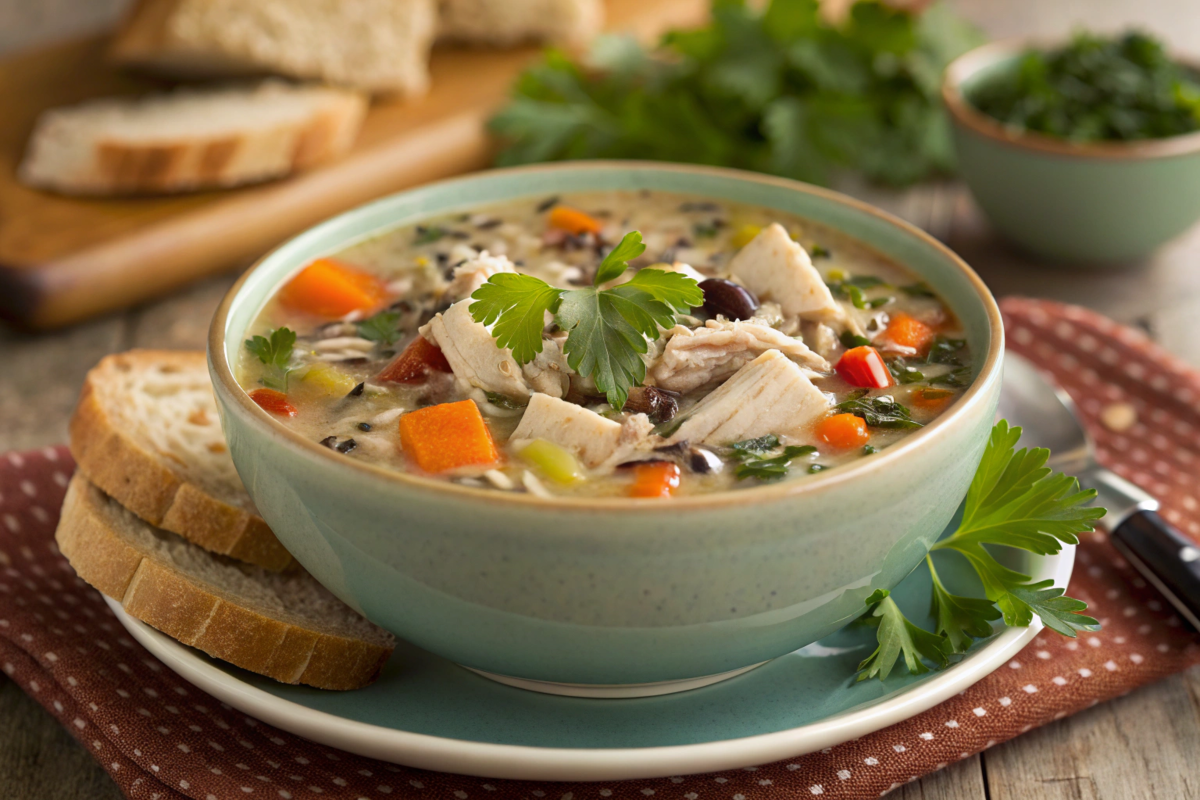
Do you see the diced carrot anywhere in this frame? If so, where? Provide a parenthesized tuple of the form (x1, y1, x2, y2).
(629, 462, 681, 499)
(816, 413, 870, 450)
(398, 400, 499, 474)
(911, 387, 956, 412)
(836, 346, 892, 389)
(377, 337, 453, 384)
(884, 313, 935, 355)
(249, 388, 297, 417)
(279, 258, 387, 318)
(547, 205, 604, 236)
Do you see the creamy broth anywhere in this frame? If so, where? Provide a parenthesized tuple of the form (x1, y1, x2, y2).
(237, 191, 971, 498)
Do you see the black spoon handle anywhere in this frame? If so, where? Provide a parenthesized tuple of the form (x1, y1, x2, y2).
(1109, 510, 1200, 630)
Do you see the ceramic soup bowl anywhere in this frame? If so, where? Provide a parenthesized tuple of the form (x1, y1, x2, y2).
(944, 40, 1200, 266)
(209, 163, 1003, 693)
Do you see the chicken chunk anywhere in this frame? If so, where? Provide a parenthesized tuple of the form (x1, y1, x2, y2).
(729, 223, 841, 320)
(667, 350, 830, 446)
(522, 337, 571, 398)
(651, 319, 830, 393)
(444, 252, 516, 301)
(420, 299, 566, 401)
(510, 394, 634, 468)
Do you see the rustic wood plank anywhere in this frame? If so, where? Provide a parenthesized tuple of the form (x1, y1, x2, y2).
(984, 669, 1200, 800)
(892, 756, 988, 800)
(0, 675, 124, 800)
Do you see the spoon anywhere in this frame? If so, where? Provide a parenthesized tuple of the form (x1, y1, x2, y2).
(999, 353, 1200, 629)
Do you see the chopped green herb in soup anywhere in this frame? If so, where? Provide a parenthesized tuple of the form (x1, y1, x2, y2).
(236, 192, 972, 498)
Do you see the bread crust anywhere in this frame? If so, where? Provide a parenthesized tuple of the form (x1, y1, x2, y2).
(69, 350, 293, 571)
(57, 475, 392, 690)
(19, 85, 367, 196)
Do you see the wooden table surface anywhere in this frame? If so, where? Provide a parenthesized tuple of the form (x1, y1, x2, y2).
(3, 1, 1200, 798)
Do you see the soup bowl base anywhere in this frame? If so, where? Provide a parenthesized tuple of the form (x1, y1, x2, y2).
(463, 660, 770, 699)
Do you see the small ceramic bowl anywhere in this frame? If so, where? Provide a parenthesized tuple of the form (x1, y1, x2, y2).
(209, 163, 1003, 693)
(943, 39, 1200, 266)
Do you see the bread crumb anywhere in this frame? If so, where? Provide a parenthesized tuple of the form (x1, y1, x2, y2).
(1100, 402, 1137, 432)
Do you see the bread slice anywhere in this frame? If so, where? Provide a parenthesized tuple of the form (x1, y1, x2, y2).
(57, 475, 395, 690)
(19, 80, 367, 196)
(438, 0, 603, 48)
(110, 0, 436, 96)
(69, 350, 293, 572)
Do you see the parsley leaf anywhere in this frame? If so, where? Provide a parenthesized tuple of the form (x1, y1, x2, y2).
(927, 556, 1001, 653)
(245, 327, 295, 371)
(469, 231, 700, 408)
(729, 435, 780, 458)
(856, 589, 952, 681)
(928, 367, 972, 387)
(414, 225, 446, 244)
(886, 356, 926, 385)
(836, 390, 922, 429)
(926, 336, 967, 365)
(840, 330, 871, 349)
(594, 230, 647, 284)
(356, 311, 403, 346)
(469, 273, 565, 364)
(735, 445, 818, 482)
(942, 420, 1106, 555)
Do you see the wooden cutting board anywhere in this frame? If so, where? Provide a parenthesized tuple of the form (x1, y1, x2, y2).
(0, 0, 707, 330)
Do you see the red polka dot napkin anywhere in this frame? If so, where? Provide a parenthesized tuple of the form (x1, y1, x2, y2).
(2, 297, 1199, 800)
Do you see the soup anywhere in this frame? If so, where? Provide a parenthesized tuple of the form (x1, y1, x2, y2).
(236, 191, 971, 498)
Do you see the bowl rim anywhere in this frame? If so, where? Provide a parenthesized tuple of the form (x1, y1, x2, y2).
(942, 37, 1200, 160)
(209, 161, 1004, 512)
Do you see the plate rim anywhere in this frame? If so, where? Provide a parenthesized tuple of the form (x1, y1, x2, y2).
(102, 545, 1073, 782)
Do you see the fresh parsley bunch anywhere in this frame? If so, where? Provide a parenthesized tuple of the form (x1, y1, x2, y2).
(857, 421, 1105, 681)
(489, 0, 985, 186)
(469, 231, 703, 408)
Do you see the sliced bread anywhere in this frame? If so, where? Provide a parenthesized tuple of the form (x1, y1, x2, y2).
(19, 80, 367, 196)
(69, 350, 293, 572)
(438, 0, 603, 48)
(110, 0, 436, 96)
(57, 474, 395, 690)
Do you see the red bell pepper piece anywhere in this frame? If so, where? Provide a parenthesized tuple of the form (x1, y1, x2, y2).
(377, 337, 453, 384)
(836, 346, 892, 389)
(249, 388, 297, 417)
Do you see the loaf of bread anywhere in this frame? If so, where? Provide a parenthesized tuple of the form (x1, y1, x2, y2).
(110, 0, 437, 96)
(438, 0, 604, 48)
(57, 474, 395, 690)
(19, 81, 366, 195)
(68, 350, 293, 571)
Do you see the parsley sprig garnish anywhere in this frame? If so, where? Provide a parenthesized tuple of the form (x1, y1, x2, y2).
(357, 310, 403, 346)
(469, 231, 703, 408)
(244, 327, 296, 391)
(857, 421, 1104, 681)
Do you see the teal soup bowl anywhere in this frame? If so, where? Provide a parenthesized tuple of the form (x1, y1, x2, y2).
(944, 40, 1200, 266)
(209, 163, 1003, 690)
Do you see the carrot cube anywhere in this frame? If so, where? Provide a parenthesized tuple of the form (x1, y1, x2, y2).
(884, 313, 935, 356)
(279, 258, 387, 318)
(399, 400, 499, 474)
(815, 413, 870, 450)
(547, 205, 604, 236)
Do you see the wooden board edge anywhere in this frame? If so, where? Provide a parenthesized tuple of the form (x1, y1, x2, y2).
(1, 110, 495, 331)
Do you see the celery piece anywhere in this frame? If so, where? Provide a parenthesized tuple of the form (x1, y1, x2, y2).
(519, 438, 584, 485)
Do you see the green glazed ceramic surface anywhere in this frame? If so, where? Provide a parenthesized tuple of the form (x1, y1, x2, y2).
(944, 42, 1200, 266)
(105, 542, 1074, 780)
(209, 163, 1004, 687)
